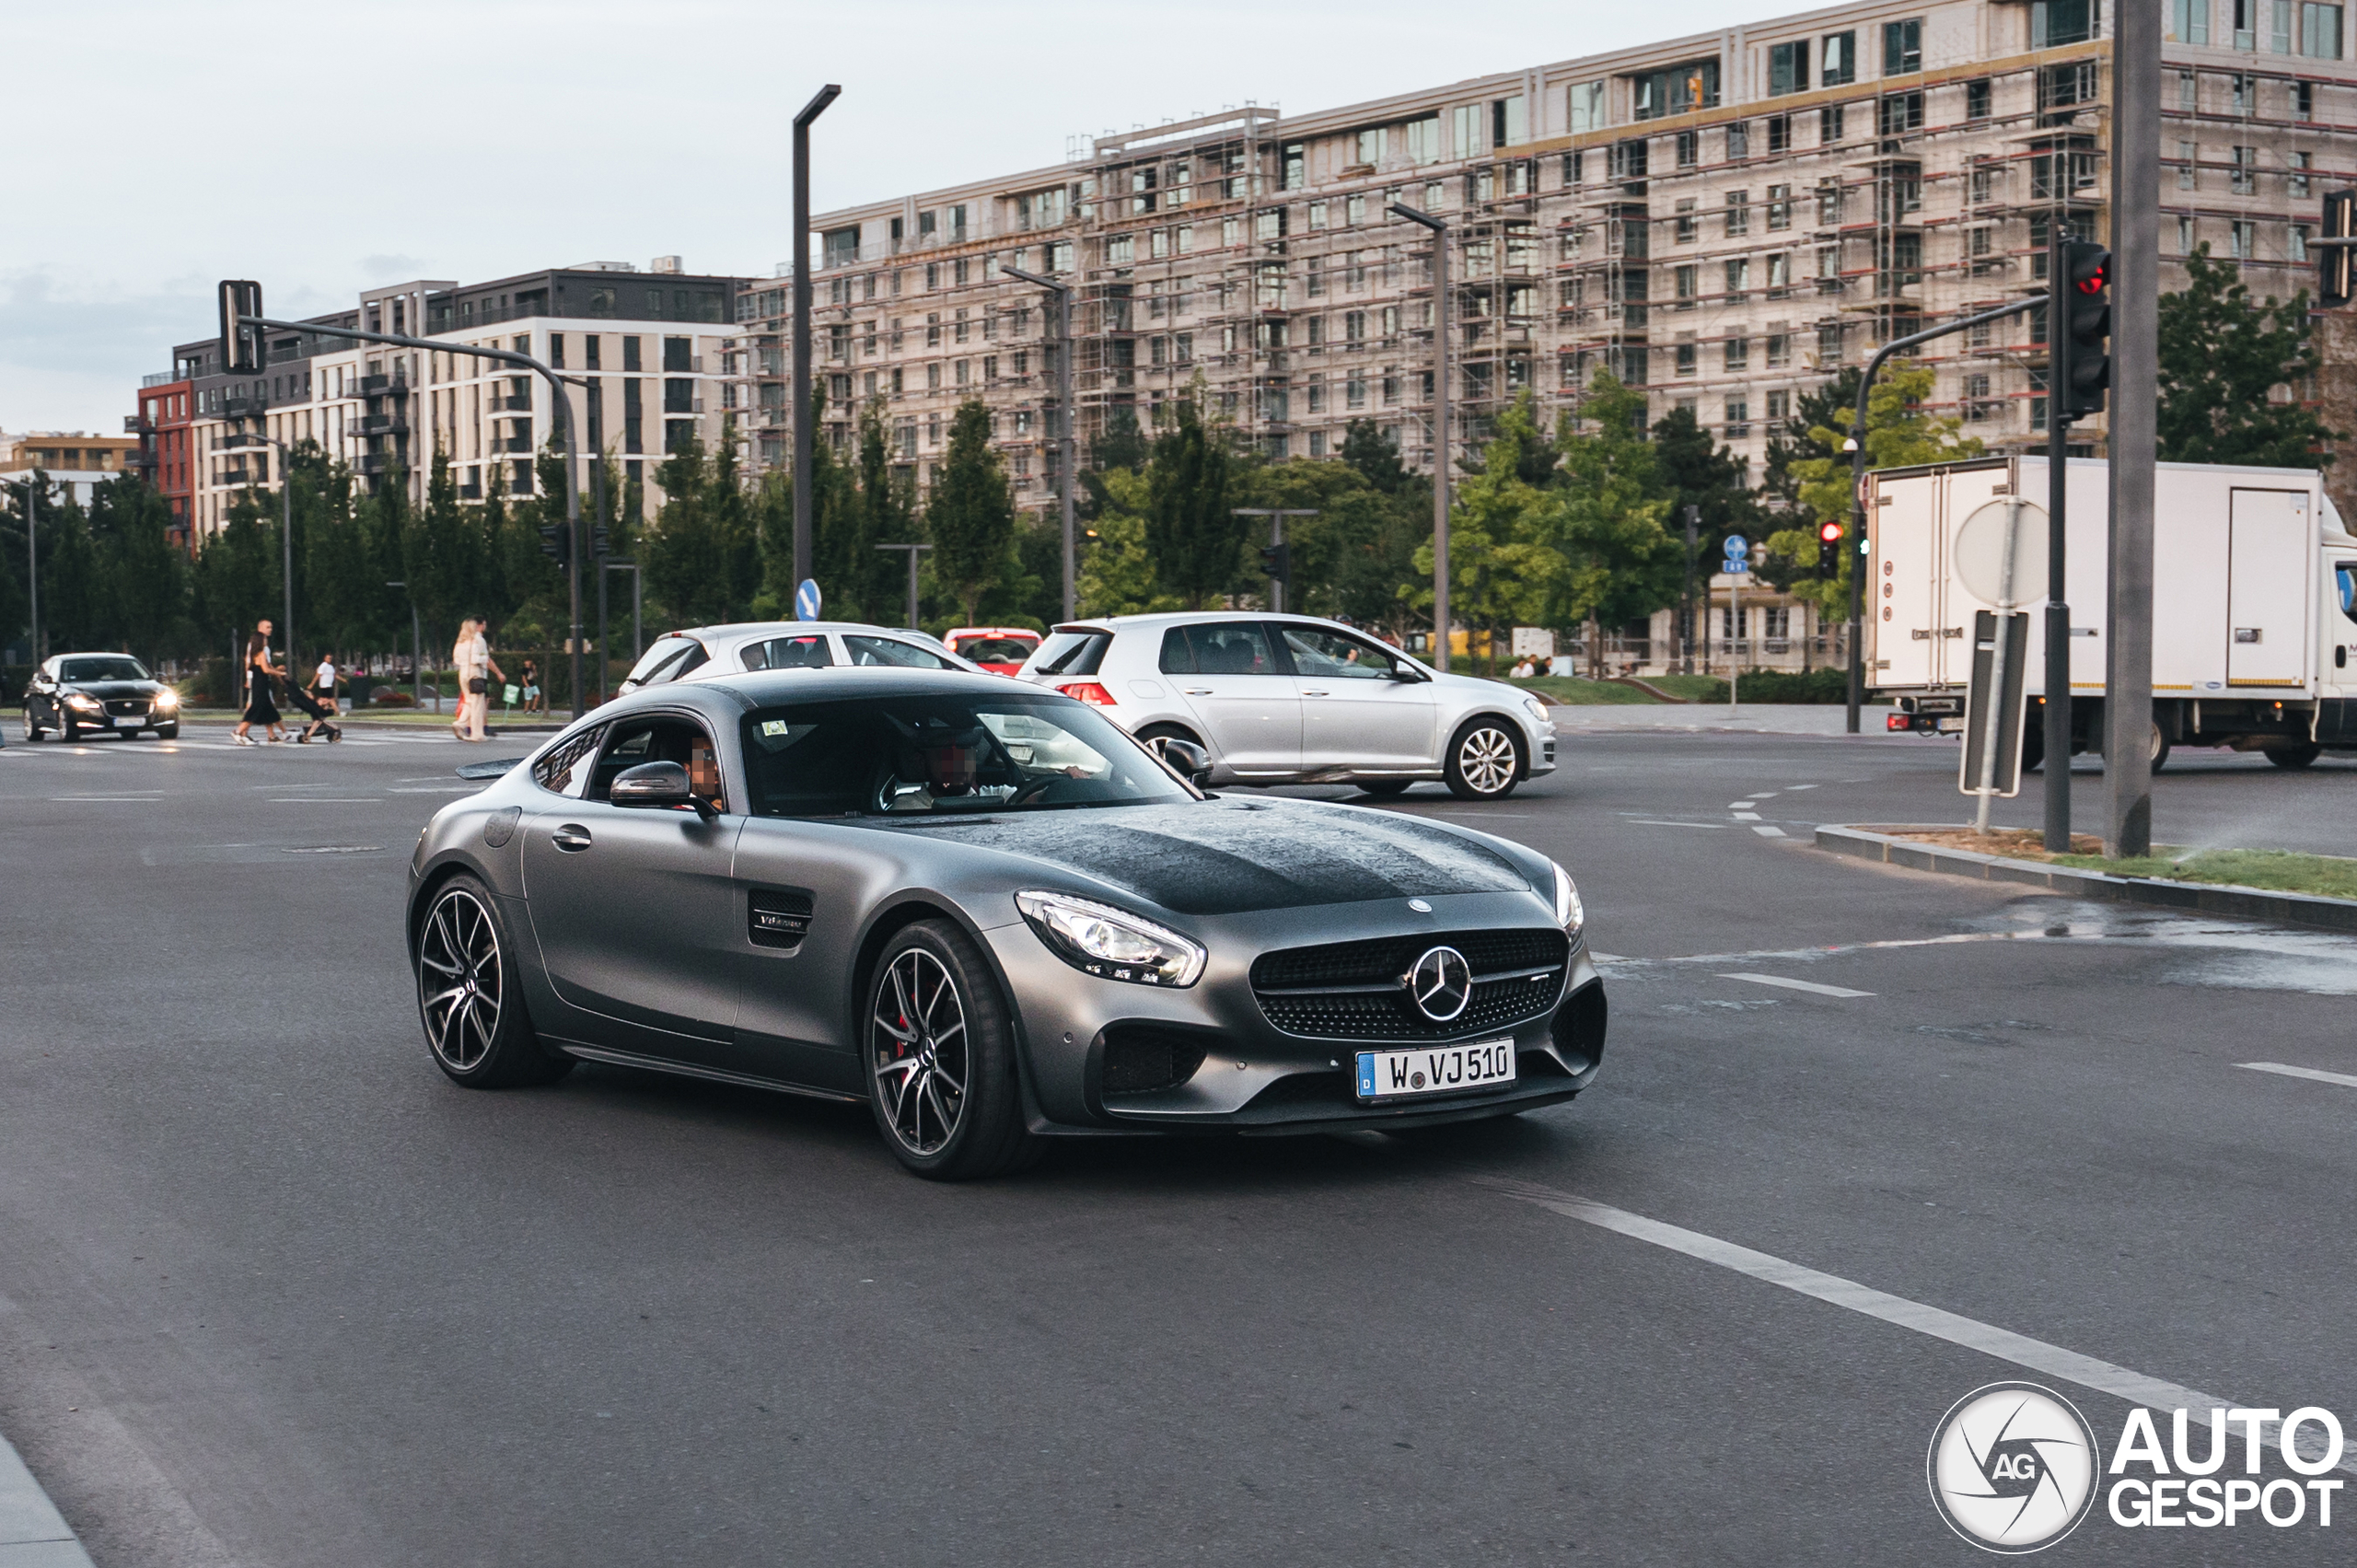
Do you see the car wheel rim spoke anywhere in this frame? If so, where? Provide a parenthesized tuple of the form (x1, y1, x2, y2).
(422, 889, 500, 1071)
(872, 949, 967, 1157)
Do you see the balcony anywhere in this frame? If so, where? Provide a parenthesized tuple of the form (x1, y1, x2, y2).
(495, 436, 534, 454)
(491, 393, 532, 412)
(349, 412, 409, 436)
(356, 375, 411, 398)
(123, 415, 152, 434)
(218, 467, 252, 487)
(141, 370, 182, 389)
(222, 396, 268, 417)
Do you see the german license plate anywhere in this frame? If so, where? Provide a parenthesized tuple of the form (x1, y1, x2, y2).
(115, 714, 142, 727)
(1354, 1039, 1516, 1102)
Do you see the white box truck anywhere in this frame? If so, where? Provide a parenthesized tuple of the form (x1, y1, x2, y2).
(1869, 456, 2357, 770)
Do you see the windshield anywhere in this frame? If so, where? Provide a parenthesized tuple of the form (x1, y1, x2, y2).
(741, 694, 1192, 818)
(953, 635, 1038, 665)
(624, 635, 708, 687)
(61, 656, 150, 682)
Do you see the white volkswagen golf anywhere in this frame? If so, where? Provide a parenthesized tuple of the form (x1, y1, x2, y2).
(1015, 612, 1556, 799)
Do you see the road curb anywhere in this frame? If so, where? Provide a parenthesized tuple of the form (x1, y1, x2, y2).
(1815, 823, 2357, 934)
(0, 1429, 93, 1567)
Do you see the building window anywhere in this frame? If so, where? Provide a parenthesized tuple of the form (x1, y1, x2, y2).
(2232, 219, 2257, 257)
(1817, 320, 1843, 363)
(1725, 191, 1750, 237)
(2179, 140, 2200, 189)
(2172, 0, 2212, 43)
(1724, 400, 1750, 438)
(1821, 104, 1845, 145)
(1879, 92, 1924, 135)
(2293, 223, 2313, 261)
(1568, 79, 1606, 133)
(1675, 264, 1698, 308)
(1724, 335, 1749, 371)
(1677, 130, 1699, 168)
(2293, 148, 2315, 195)
(1631, 59, 1720, 120)
(1675, 338, 1698, 377)
(2231, 145, 2257, 193)
(1767, 183, 1792, 229)
(2178, 215, 2198, 251)
(1768, 113, 1791, 153)
(1766, 253, 1792, 296)
(1884, 18, 1922, 74)
(1822, 30, 1856, 87)
(1727, 121, 1750, 159)
(1770, 41, 1808, 97)
(2033, 0, 2099, 48)
(2298, 79, 2317, 120)
(1724, 258, 1751, 298)
(1767, 331, 1791, 368)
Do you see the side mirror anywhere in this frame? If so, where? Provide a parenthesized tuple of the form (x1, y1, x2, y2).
(1158, 738, 1214, 788)
(1389, 664, 1428, 683)
(611, 760, 719, 822)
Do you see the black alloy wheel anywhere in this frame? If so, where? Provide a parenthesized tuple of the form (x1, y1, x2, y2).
(1444, 718, 1523, 800)
(865, 920, 1038, 1180)
(416, 877, 572, 1087)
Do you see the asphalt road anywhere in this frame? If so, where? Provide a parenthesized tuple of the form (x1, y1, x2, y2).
(2, 720, 2352, 1565)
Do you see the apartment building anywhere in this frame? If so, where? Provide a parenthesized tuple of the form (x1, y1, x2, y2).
(127, 376, 196, 544)
(154, 261, 748, 539)
(1, 431, 142, 506)
(742, 0, 2357, 523)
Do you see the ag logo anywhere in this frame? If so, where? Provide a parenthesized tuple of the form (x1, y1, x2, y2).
(1406, 945, 1472, 1021)
(1928, 1383, 2101, 1553)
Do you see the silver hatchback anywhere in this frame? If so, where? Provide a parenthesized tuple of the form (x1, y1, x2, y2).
(1016, 612, 1555, 799)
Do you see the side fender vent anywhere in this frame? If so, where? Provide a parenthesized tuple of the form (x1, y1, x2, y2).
(749, 888, 814, 950)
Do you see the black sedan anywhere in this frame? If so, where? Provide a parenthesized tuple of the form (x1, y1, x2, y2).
(22, 654, 182, 740)
(405, 668, 1605, 1179)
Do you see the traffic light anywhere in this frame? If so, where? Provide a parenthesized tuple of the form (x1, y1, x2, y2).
(2321, 189, 2356, 308)
(1259, 541, 1290, 586)
(2053, 240, 2111, 421)
(591, 524, 611, 560)
(1817, 519, 1843, 575)
(217, 280, 263, 374)
(539, 521, 570, 571)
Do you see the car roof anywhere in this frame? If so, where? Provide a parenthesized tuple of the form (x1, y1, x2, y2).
(659, 621, 928, 643)
(1049, 611, 1379, 633)
(946, 626, 1040, 639)
(622, 667, 1075, 714)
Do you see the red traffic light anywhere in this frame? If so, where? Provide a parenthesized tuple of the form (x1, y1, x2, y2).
(2069, 248, 2110, 296)
(2075, 264, 2107, 295)
(1818, 520, 1844, 544)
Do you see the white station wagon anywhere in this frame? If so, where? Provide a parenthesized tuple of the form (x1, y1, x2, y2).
(1015, 612, 1555, 799)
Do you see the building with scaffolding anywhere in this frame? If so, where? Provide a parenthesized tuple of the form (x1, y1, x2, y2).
(738, 0, 2355, 540)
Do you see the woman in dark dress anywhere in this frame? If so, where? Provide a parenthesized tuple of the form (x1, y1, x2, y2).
(234, 622, 284, 746)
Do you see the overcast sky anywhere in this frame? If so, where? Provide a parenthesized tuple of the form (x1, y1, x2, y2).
(2, 0, 1772, 434)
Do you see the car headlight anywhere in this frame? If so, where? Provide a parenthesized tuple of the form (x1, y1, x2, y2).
(153, 689, 179, 708)
(66, 693, 102, 711)
(1016, 890, 1206, 988)
(1551, 862, 1585, 937)
(1521, 696, 1551, 723)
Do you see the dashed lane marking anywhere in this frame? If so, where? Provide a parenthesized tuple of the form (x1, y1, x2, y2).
(1750, 825, 1787, 838)
(1717, 971, 1875, 998)
(1470, 1176, 2352, 1475)
(2238, 1061, 2357, 1091)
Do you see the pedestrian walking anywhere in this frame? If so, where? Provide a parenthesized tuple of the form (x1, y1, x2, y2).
(312, 654, 342, 714)
(233, 621, 286, 746)
(450, 618, 506, 743)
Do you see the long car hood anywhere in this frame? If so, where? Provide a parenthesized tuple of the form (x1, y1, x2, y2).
(884, 797, 1536, 914)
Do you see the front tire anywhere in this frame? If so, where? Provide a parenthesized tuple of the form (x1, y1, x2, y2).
(20, 707, 42, 742)
(416, 876, 573, 1088)
(1444, 718, 1522, 800)
(1134, 723, 1206, 762)
(56, 713, 78, 743)
(865, 920, 1038, 1180)
(2267, 742, 2321, 770)
(157, 724, 180, 740)
(1357, 778, 1414, 797)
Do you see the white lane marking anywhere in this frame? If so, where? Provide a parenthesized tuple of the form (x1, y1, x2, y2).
(389, 785, 482, 794)
(1732, 811, 1763, 820)
(2238, 1061, 2357, 1090)
(1625, 819, 1739, 830)
(1727, 801, 1759, 809)
(49, 796, 165, 802)
(1751, 825, 1787, 838)
(1785, 784, 1818, 790)
(1718, 971, 1875, 998)
(265, 797, 382, 803)
(1471, 1176, 2352, 1474)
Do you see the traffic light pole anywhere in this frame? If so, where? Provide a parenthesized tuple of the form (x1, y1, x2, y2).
(792, 86, 842, 598)
(2104, 0, 2161, 859)
(875, 542, 932, 629)
(2043, 242, 2074, 852)
(1235, 507, 1317, 614)
(1842, 297, 2047, 733)
(233, 309, 587, 716)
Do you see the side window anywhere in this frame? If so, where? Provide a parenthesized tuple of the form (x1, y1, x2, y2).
(1280, 626, 1399, 679)
(1181, 621, 1276, 675)
(589, 717, 727, 811)
(745, 634, 833, 670)
(625, 635, 709, 687)
(2340, 563, 2357, 627)
(843, 634, 951, 668)
(530, 724, 607, 796)
(1158, 627, 1196, 674)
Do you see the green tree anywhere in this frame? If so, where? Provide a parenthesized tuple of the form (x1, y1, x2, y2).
(926, 399, 1017, 625)
(1776, 361, 1980, 622)
(2159, 243, 2340, 467)
(646, 432, 758, 627)
(83, 475, 189, 663)
(1144, 400, 1241, 609)
(1077, 468, 1180, 617)
(1652, 403, 1760, 561)
(1339, 417, 1410, 495)
(192, 489, 279, 654)
(1411, 391, 1558, 668)
(1760, 366, 1861, 515)
(1544, 374, 1681, 672)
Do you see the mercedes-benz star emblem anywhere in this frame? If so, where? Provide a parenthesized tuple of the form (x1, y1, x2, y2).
(1407, 945, 1473, 1022)
(1407, 899, 1433, 913)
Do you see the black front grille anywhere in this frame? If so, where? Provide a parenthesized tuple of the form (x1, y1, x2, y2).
(1251, 928, 1571, 1041)
(1099, 1025, 1213, 1095)
(106, 700, 146, 715)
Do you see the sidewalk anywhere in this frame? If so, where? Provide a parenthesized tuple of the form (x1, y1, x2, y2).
(1546, 703, 1909, 738)
(0, 1429, 92, 1567)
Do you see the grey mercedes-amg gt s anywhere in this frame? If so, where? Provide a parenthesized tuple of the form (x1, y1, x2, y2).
(405, 668, 1605, 1179)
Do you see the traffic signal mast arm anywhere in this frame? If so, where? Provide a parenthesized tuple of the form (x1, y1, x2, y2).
(1841, 293, 2054, 734)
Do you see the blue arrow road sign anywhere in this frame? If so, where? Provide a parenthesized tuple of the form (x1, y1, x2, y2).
(795, 578, 822, 621)
(1722, 533, 1747, 557)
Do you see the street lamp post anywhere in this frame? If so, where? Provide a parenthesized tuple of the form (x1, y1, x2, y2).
(1388, 202, 1451, 669)
(876, 542, 933, 629)
(226, 299, 588, 716)
(605, 561, 642, 665)
(1001, 264, 1077, 621)
(792, 85, 842, 595)
(386, 581, 422, 711)
(20, 472, 38, 666)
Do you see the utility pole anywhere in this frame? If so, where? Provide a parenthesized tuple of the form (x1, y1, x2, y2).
(792, 85, 842, 595)
(2105, 1, 2160, 858)
(1002, 264, 1076, 620)
(1680, 503, 1699, 674)
(22, 473, 39, 665)
(1390, 202, 1450, 669)
(876, 542, 932, 629)
(2043, 228, 2075, 852)
(593, 459, 609, 703)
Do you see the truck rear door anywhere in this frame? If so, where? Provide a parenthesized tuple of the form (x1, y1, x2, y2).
(1872, 472, 1943, 688)
(2227, 489, 2314, 689)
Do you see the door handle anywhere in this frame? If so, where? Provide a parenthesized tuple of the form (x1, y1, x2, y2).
(1182, 688, 1213, 696)
(1301, 688, 1329, 696)
(552, 823, 593, 852)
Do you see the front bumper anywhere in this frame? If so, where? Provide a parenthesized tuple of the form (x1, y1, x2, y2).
(981, 889, 1603, 1135)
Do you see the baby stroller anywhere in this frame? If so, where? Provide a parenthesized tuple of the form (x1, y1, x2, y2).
(286, 680, 343, 743)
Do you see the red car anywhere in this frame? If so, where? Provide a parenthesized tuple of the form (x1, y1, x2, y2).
(945, 626, 1042, 676)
